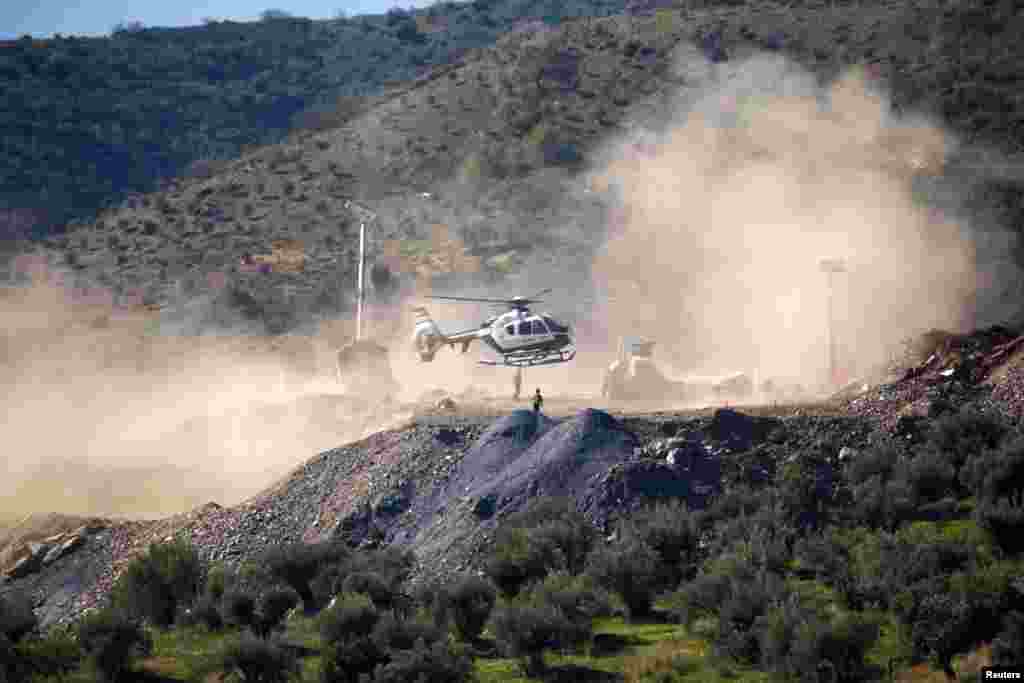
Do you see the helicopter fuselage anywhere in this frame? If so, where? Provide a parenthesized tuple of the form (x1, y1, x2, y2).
(412, 306, 574, 367)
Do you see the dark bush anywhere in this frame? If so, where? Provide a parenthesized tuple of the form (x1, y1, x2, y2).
(714, 572, 783, 664)
(673, 571, 732, 627)
(371, 612, 444, 652)
(977, 496, 1024, 554)
(586, 541, 661, 620)
(264, 540, 351, 610)
(345, 547, 416, 592)
(962, 431, 1024, 502)
(491, 603, 589, 677)
(528, 572, 614, 624)
(903, 448, 956, 505)
(485, 526, 563, 597)
(188, 596, 225, 632)
(909, 593, 978, 679)
(110, 538, 203, 629)
(206, 563, 230, 602)
(10, 628, 82, 681)
(311, 563, 346, 610)
(220, 634, 300, 683)
(845, 440, 902, 487)
(342, 572, 398, 612)
(992, 610, 1024, 667)
(76, 609, 153, 682)
(618, 499, 698, 587)
(319, 594, 387, 683)
(788, 611, 881, 682)
(319, 593, 381, 646)
(370, 640, 474, 683)
(0, 592, 37, 643)
(256, 588, 300, 638)
(510, 498, 597, 576)
(441, 574, 496, 642)
(927, 406, 1009, 489)
(224, 590, 258, 632)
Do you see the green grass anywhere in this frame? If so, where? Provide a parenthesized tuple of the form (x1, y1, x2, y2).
(22, 605, 971, 683)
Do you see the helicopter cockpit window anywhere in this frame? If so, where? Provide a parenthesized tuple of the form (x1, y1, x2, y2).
(517, 321, 531, 335)
(530, 319, 549, 335)
(543, 316, 568, 334)
(506, 324, 515, 335)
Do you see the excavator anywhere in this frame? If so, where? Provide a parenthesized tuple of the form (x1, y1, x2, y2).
(602, 337, 753, 404)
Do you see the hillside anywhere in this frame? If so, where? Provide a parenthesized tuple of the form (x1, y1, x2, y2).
(4, 3, 1024, 678)
(11, 0, 1016, 331)
(0, 1, 631, 239)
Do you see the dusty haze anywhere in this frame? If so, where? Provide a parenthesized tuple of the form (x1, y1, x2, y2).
(2, 46, 1018, 522)
(585, 51, 983, 391)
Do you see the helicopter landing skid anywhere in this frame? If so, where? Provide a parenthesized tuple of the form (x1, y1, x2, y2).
(479, 348, 577, 368)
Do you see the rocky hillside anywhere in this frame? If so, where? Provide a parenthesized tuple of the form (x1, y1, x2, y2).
(0, 1, 631, 239)
(0, 403, 873, 631)
(15, 0, 1022, 341)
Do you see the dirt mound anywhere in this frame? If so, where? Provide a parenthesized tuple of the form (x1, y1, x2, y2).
(456, 409, 639, 515)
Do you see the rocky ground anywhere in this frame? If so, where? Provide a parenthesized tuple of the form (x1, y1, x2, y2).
(2, 325, 1023, 632)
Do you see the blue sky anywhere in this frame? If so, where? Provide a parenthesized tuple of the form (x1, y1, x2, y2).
(1, 0, 442, 39)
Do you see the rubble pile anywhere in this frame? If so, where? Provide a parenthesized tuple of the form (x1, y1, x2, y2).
(843, 326, 1024, 429)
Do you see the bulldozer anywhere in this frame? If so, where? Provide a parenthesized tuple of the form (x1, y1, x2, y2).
(601, 337, 753, 404)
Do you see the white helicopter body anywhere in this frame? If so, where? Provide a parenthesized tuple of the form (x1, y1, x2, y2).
(412, 290, 575, 367)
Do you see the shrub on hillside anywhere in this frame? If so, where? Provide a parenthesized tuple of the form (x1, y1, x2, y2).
(224, 590, 258, 632)
(319, 594, 387, 683)
(9, 628, 83, 681)
(256, 588, 300, 639)
(184, 596, 225, 632)
(485, 526, 563, 597)
(527, 572, 614, 623)
(908, 593, 979, 679)
(586, 540, 661, 620)
(342, 572, 399, 613)
(491, 603, 589, 677)
(263, 540, 351, 610)
(992, 610, 1024, 667)
(219, 634, 300, 683)
(76, 609, 153, 682)
(714, 571, 787, 664)
(0, 592, 37, 643)
(617, 499, 698, 587)
(370, 639, 474, 683)
(786, 611, 880, 682)
(977, 496, 1024, 555)
(927, 406, 1010, 489)
(110, 538, 203, 629)
(962, 430, 1024, 501)
(371, 612, 444, 652)
(438, 574, 496, 642)
(319, 593, 381, 646)
(506, 497, 598, 575)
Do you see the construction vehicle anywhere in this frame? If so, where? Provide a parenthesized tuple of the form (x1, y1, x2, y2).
(601, 337, 753, 404)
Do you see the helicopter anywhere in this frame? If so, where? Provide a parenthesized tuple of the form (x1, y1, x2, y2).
(411, 288, 576, 367)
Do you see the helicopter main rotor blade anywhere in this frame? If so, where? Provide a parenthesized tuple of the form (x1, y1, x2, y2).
(529, 287, 553, 300)
(428, 295, 517, 304)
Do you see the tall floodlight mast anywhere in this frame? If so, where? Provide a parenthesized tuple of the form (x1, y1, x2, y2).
(344, 200, 378, 342)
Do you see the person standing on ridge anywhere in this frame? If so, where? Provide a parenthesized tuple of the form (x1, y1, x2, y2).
(533, 388, 543, 414)
(514, 367, 523, 400)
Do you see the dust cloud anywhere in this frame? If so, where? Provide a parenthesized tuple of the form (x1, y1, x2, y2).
(0, 272, 413, 521)
(3, 46, 1019, 523)
(582, 51, 991, 392)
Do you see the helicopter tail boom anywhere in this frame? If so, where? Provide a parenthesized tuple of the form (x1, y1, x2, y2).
(411, 307, 480, 362)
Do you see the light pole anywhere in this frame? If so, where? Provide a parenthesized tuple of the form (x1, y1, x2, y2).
(344, 200, 377, 342)
(819, 258, 847, 389)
